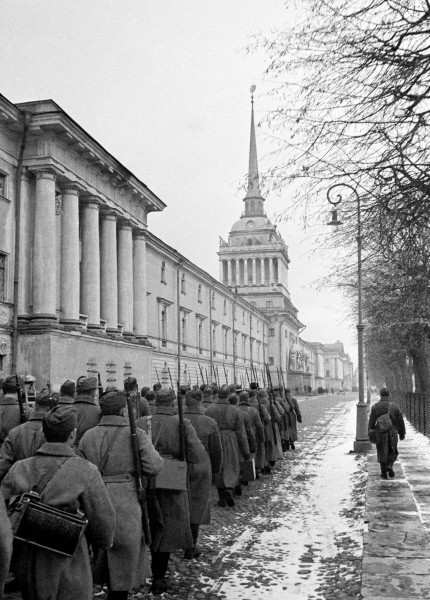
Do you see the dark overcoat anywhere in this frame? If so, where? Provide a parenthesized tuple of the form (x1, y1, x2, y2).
(1, 442, 115, 600)
(183, 405, 222, 524)
(136, 407, 207, 552)
(0, 395, 21, 445)
(285, 394, 302, 442)
(205, 398, 250, 488)
(0, 409, 47, 481)
(368, 399, 405, 465)
(79, 415, 164, 590)
(259, 396, 282, 462)
(238, 400, 264, 465)
(248, 396, 269, 469)
(73, 395, 101, 445)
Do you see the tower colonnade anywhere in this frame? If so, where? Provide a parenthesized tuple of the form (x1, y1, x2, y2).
(220, 257, 279, 287)
(19, 166, 148, 339)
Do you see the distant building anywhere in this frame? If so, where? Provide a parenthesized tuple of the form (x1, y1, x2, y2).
(0, 91, 352, 392)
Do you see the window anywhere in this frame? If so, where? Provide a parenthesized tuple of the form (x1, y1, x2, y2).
(223, 300, 227, 315)
(242, 310, 246, 325)
(0, 174, 6, 198)
(269, 357, 274, 365)
(161, 261, 166, 284)
(198, 284, 202, 303)
(181, 314, 187, 350)
(212, 325, 217, 355)
(198, 320, 203, 354)
(242, 335, 246, 360)
(181, 273, 186, 294)
(160, 305, 167, 346)
(268, 328, 275, 337)
(223, 328, 228, 358)
(212, 291, 215, 308)
(0, 254, 6, 302)
(257, 320, 260, 332)
(266, 301, 273, 308)
(233, 305, 237, 320)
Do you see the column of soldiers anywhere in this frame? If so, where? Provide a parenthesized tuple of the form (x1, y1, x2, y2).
(0, 373, 302, 600)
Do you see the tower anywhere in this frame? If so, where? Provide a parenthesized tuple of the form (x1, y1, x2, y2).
(218, 86, 304, 382)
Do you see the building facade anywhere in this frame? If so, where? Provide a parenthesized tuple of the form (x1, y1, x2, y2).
(0, 91, 352, 393)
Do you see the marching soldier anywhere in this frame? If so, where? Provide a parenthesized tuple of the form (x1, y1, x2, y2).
(284, 388, 302, 450)
(183, 388, 222, 559)
(201, 387, 214, 410)
(1, 406, 115, 600)
(0, 376, 25, 445)
(73, 376, 100, 445)
(79, 390, 164, 600)
(0, 388, 51, 482)
(238, 389, 264, 475)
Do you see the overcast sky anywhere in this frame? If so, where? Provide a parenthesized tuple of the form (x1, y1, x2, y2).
(1, 0, 358, 361)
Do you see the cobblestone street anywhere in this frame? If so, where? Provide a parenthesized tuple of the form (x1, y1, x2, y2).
(134, 393, 367, 599)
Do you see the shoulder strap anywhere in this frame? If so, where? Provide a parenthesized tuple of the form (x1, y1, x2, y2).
(34, 457, 70, 494)
(99, 428, 123, 475)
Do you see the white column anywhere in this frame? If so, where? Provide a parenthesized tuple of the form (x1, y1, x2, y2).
(219, 260, 224, 283)
(60, 184, 80, 324)
(133, 229, 147, 338)
(100, 210, 118, 332)
(235, 259, 240, 285)
(269, 257, 274, 284)
(32, 168, 57, 320)
(227, 260, 232, 286)
(17, 169, 31, 318)
(244, 258, 249, 285)
(80, 197, 101, 329)
(118, 220, 134, 335)
(252, 258, 257, 286)
(273, 257, 278, 283)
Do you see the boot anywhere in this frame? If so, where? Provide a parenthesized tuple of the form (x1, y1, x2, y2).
(387, 464, 395, 478)
(380, 464, 388, 479)
(283, 440, 290, 451)
(217, 488, 227, 507)
(225, 489, 235, 507)
(234, 485, 242, 496)
(290, 441, 295, 450)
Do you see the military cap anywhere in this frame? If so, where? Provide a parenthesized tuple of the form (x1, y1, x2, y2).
(239, 390, 249, 402)
(228, 393, 239, 405)
(285, 388, 291, 394)
(155, 388, 175, 405)
(76, 376, 97, 393)
(140, 386, 150, 398)
(199, 384, 206, 392)
(257, 389, 268, 400)
(100, 390, 127, 415)
(124, 377, 138, 392)
(218, 385, 230, 400)
(43, 406, 77, 434)
(248, 388, 256, 398)
(178, 385, 189, 395)
(153, 382, 162, 392)
(35, 388, 52, 407)
(211, 385, 219, 395)
(60, 380, 75, 397)
(250, 381, 258, 390)
(3, 375, 24, 394)
(146, 390, 156, 403)
(203, 388, 213, 398)
(380, 387, 390, 397)
(186, 388, 202, 404)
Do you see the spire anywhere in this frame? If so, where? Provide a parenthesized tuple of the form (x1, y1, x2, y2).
(244, 86, 265, 217)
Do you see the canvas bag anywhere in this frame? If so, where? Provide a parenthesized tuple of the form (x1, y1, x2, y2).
(376, 404, 393, 433)
(147, 416, 188, 491)
(8, 457, 88, 557)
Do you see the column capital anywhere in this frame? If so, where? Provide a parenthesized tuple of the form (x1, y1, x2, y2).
(118, 218, 133, 230)
(132, 227, 147, 240)
(81, 195, 101, 209)
(61, 182, 80, 196)
(100, 208, 119, 222)
(33, 167, 58, 181)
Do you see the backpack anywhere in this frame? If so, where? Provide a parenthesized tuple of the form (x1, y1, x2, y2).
(376, 412, 393, 433)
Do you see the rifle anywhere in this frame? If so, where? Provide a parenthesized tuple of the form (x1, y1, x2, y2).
(15, 374, 26, 424)
(198, 363, 205, 386)
(155, 366, 161, 386)
(265, 364, 278, 446)
(195, 366, 199, 385)
(167, 366, 174, 390)
(245, 368, 251, 387)
(216, 365, 220, 388)
(97, 372, 103, 398)
(177, 380, 186, 462)
(223, 363, 228, 385)
(125, 387, 152, 546)
(262, 367, 266, 388)
(46, 380, 55, 410)
(276, 366, 281, 388)
(251, 363, 260, 391)
(204, 367, 209, 386)
(280, 367, 287, 396)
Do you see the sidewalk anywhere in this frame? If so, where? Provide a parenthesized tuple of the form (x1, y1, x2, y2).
(362, 420, 430, 599)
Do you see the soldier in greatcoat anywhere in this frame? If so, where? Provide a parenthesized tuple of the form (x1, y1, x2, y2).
(183, 388, 222, 559)
(0, 388, 51, 482)
(58, 380, 75, 405)
(73, 376, 100, 445)
(205, 385, 250, 507)
(248, 388, 269, 476)
(228, 392, 256, 495)
(257, 389, 282, 474)
(79, 390, 164, 599)
(1, 406, 115, 600)
(0, 376, 25, 445)
(136, 388, 207, 595)
(201, 387, 214, 410)
(284, 388, 303, 450)
(238, 390, 264, 476)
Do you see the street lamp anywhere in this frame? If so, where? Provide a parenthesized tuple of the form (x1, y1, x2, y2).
(326, 183, 371, 452)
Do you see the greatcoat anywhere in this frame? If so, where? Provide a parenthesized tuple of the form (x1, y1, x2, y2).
(238, 400, 264, 466)
(258, 396, 282, 462)
(0, 409, 47, 481)
(136, 407, 207, 552)
(368, 399, 405, 465)
(0, 395, 22, 445)
(284, 394, 302, 442)
(78, 415, 164, 590)
(183, 405, 222, 524)
(73, 395, 100, 445)
(205, 397, 250, 488)
(1, 442, 115, 600)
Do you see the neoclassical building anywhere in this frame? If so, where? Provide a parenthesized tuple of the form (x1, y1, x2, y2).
(0, 90, 352, 392)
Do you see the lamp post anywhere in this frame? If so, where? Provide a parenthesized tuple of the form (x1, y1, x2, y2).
(327, 183, 371, 452)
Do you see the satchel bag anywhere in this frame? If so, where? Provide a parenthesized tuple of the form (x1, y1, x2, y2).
(376, 404, 393, 433)
(147, 416, 188, 491)
(8, 458, 88, 557)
